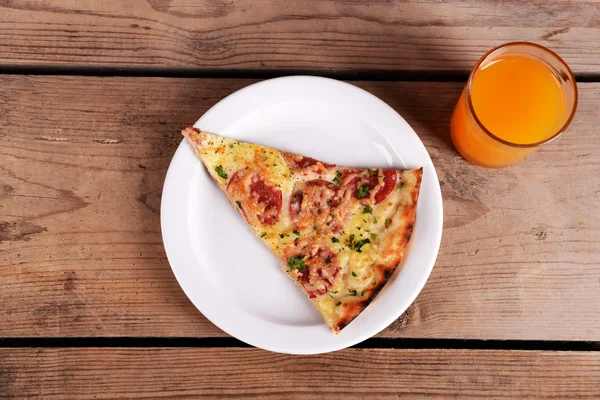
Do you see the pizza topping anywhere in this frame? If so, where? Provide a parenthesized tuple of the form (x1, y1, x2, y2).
(288, 255, 307, 271)
(283, 153, 335, 173)
(306, 180, 340, 203)
(289, 190, 303, 215)
(290, 180, 341, 227)
(230, 170, 282, 226)
(215, 165, 228, 180)
(355, 239, 371, 252)
(347, 234, 371, 253)
(331, 237, 339, 243)
(356, 184, 370, 199)
(333, 170, 342, 186)
(227, 168, 249, 187)
(348, 169, 398, 204)
(363, 205, 373, 214)
(373, 170, 397, 203)
(290, 245, 339, 298)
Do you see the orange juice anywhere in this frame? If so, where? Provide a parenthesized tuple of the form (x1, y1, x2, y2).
(472, 55, 565, 145)
(450, 43, 577, 168)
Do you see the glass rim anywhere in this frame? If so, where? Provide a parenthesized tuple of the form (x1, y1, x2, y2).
(466, 41, 578, 149)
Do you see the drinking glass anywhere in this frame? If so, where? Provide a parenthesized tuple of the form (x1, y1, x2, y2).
(450, 42, 577, 168)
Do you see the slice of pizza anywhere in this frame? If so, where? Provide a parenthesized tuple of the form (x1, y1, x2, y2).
(182, 127, 422, 334)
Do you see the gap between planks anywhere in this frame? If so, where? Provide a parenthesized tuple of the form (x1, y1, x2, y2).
(0, 337, 599, 352)
(1, 63, 600, 82)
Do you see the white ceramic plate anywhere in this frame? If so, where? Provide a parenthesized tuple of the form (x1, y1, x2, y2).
(161, 76, 443, 354)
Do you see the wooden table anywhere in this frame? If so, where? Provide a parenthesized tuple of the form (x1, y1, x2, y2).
(1, 1, 599, 398)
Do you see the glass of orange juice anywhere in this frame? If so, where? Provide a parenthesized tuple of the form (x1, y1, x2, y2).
(450, 42, 577, 168)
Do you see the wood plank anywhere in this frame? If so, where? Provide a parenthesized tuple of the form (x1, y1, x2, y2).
(0, 0, 599, 73)
(1, 348, 599, 399)
(0, 76, 599, 340)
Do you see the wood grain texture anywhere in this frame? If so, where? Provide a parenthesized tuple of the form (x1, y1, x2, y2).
(0, 0, 599, 73)
(1, 348, 599, 399)
(0, 76, 599, 339)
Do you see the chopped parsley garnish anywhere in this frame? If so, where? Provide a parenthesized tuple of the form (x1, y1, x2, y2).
(236, 201, 242, 209)
(374, 217, 378, 224)
(398, 182, 404, 189)
(363, 205, 373, 214)
(349, 289, 357, 296)
(333, 170, 342, 186)
(357, 184, 370, 199)
(360, 290, 366, 296)
(331, 237, 340, 243)
(326, 222, 331, 226)
(347, 234, 356, 248)
(327, 199, 332, 206)
(352, 271, 357, 277)
(260, 232, 267, 238)
(354, 238, 371, 252)
(330, 291, 338, 294)
(328, 293, 334, 299)
(288, 256, 306, 271)
(215, 165, 228, 180)
(293, 230, 301, 236)
(385, 218, 391, 228)
(229, 144, 234, 149)
(370, 233, 377, 241)
(279, 233, 285, 238)
(325, 257, 331, 265)
(336, 302, 341, 307)
(348, 234, 371, 252)
(317, 209, 322, 214)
